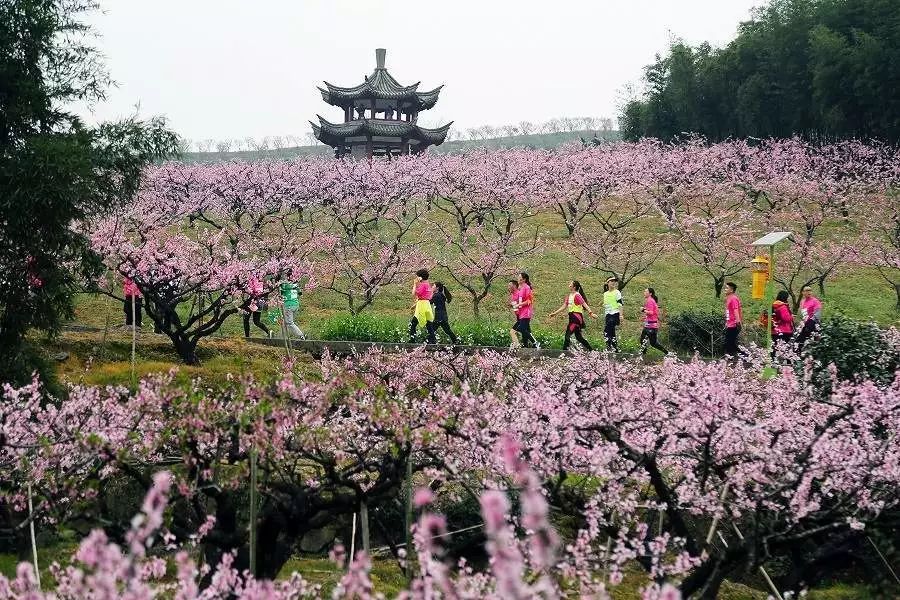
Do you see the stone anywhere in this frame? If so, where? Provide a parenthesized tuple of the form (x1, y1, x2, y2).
(52, 351, 69, 362)
(299, 525, 338, 553)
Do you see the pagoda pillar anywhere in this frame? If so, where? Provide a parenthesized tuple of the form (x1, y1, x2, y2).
(370, 99, 376, 119)
(366, 135, 373, 160)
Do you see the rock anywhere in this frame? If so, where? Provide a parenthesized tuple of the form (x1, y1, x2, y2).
(52, 351, 69, 362)
(299, 525, 338, 553)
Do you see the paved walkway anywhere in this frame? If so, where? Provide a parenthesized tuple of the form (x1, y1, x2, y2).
(246, 337, 573, 359)
(62, 325, 638, 360)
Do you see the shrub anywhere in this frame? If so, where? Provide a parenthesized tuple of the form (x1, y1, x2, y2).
(802, 315, 900, 388)
(667, 309, 726, 356)
(667, 308, 770, 357)
(318, 313, 566, 348)
(319, 313, 407, 343)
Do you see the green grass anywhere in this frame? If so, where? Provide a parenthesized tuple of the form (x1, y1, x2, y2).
(1, 546, 882, 598)
(38, 331, 316, 387)
(69, 205, 898, 362)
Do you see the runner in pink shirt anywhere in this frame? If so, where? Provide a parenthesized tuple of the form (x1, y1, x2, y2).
(243, 274, 271, 338)
(796, 285, 823, 348)
(723, 281, 742, 358)
(639, 287, 668, 356)
(122, 276, 142, 328)
(510, 272, 538, 348)
(409, 268, 435, 342)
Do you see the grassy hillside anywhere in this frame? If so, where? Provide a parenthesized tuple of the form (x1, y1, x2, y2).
(178, 130, 620, 163)
(70, 207, 899, 355)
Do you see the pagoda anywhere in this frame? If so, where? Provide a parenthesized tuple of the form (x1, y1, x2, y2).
(311, 48, 452, 158)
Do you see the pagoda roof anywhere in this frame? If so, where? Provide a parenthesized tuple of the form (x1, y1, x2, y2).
(318, 49, 443, 109)
(310, 116, 453, 147)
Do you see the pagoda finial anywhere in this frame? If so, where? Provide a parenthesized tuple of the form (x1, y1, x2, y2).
(375, 48, 386, 69)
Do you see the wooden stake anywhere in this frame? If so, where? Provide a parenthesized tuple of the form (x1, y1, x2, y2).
(130, 294, 137, 386)
(404, 458, 413, 580)
(731, 522, 783, 600)
(360, 500, 370, 554)
(249, 448, 258, 576)
(349, 512, 357, 564)
(27, 482, 40, 590)
(867, 536, 900, 586)
(705, 482, 730, 545)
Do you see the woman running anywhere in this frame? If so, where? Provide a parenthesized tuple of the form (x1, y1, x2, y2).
(771, 290, 794, 357)
(796, 285, 822, 348)
(639, 287, 668, 356)
(549, 280, 597, 351)
(602, 277, 624, 352)
(409, 269, 435, 343)
(430, 282, 459, 344)
(511, 272, 538, 348)
(243, 274, 272, 338)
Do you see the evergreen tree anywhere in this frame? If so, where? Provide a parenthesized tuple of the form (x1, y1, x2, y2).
(621, 0, 900, 142)
(0, 0, 178, 385)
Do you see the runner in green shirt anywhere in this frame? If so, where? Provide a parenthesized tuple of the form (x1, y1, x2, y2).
(280, 281, 305, 339)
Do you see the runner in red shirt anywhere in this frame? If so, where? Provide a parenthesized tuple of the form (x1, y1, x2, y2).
(510, 272, 538, 348)
(723, 281, 742, 358)
(639, 287, 668, 356)
(796, 285, 823, 348)
(771, 290, 794, 359)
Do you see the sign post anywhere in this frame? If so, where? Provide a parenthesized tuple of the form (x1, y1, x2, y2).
(751, 232, 792, 371)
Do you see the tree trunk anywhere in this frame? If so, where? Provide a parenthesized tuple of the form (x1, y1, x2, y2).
(713, 277, 724, 298)
(472, 296, 481, 320)
(172, 336, 200, 365)
(895, 282, 900, 310)
(200, 495, 242, 588)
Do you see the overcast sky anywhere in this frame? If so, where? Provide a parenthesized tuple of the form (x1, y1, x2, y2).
(79, 0, 763, 142)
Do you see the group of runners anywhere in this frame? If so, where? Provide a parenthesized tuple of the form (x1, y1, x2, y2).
(121, 269, 824, 356)
(723, 281, 823, 359)
(408, 269, 670, 355)
(410, 270, 824, 356)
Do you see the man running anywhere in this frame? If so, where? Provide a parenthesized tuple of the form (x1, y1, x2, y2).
(723, 281, 743, 358)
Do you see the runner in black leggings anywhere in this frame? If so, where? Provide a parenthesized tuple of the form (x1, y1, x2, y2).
(430, 282, 459, 344)
(549, 280, 597, 351)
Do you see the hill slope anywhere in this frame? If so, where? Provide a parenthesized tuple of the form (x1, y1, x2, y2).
(178, 130, 621, 163)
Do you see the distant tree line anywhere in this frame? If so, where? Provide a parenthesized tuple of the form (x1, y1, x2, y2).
(620, 0, 900, 142)
(186, 117, 616, 153)
(451, 116, 615, 143)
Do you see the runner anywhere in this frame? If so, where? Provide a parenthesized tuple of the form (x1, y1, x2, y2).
(430, 282, 459, 344)
(796, 285, 823, 348)
(723, 281, 742, 358)
(549, 280, 597, 351)
(123, 276, 142, 328)
(243, 274, 272, 339)
(408, 269, 435, 343)
(602, 277, 624, 352)
(639, 287, 668, 356)
(280, 279, 305, 339)
(771, 290, 794, 358)
(511, 272, 539, 348)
